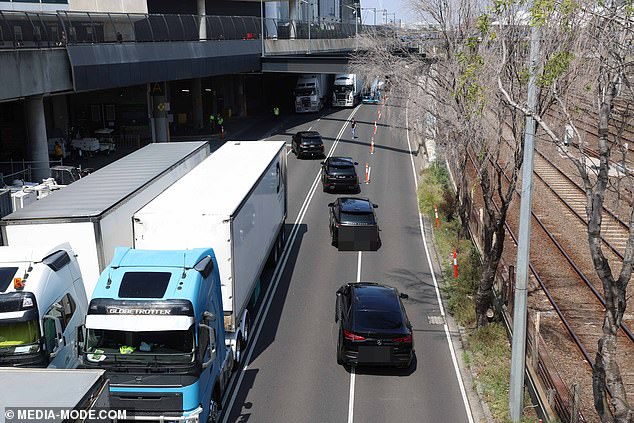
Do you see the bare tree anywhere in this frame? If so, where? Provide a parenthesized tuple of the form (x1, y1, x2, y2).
(490, 0, 634, 419)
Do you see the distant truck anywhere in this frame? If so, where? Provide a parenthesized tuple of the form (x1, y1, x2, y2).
(332, 74, 362, 107)
(133, 140, 287, 368)
(0, 368, 114, 423)
(295, 73, 330, 113)
(362, 77, 384, 104)
(1, 141, 210, 298)
(0, 243, 87, 368)
(79, 248, 233, 423)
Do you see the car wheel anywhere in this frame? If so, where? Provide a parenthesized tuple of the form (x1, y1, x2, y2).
(337, 329, 345, 365)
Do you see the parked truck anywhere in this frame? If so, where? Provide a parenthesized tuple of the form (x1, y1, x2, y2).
(0, 368, 114, 423)
(0, 243, 87, 368)
(79, 247, 231, 423)
(295, 73, 331, 113)
(332, 73, 362, 107)
(133, 140, 287, 368)
(1, 141, 210, 299)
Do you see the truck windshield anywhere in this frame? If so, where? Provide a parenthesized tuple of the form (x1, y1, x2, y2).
(0, 319, 40, 354)
(334, 85, 353, 94)
(85, 327, 195, 365)
(296, 88, 315, 96)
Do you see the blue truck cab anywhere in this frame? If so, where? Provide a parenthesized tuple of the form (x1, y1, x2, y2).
(78, 247, 233, 423)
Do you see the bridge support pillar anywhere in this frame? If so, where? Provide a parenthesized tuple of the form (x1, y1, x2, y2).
(148, 82, 169, 143)
(289, 0, 298, 39)
(25, 95, 51, 181)
(237, 75, 247, 117)
(197, 0, 206, 40)
(192, 78, 204, 129)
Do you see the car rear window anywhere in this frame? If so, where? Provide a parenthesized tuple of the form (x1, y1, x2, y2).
(353, 309, 403, 331)
(301, 136, 322, 145)
(328, 165, 355, 174)
(340, 211, 375, 224)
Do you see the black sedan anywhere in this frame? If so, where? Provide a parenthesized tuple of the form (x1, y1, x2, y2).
(335, 283, 414, 368)
(292, 131, 324, 158)
(328, 197, 380, 251)
(321, 157, 360, 193)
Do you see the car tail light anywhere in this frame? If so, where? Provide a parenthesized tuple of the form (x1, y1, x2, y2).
(343, 330, 366, 341)
(320, 145, 324, 150)
(394, 334, 413, 344)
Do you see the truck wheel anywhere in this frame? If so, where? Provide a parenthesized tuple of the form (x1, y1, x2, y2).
(208, 386, 222, 423)
(233, 334, 243, 371)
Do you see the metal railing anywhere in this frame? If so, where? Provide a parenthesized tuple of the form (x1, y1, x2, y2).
(0, 10, 374, 49)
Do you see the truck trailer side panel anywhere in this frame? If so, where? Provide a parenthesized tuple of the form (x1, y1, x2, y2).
(133, 141, 287, 330)
(231, 152, 285, 325)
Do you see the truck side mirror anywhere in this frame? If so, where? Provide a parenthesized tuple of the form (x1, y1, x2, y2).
(373, 204, 379, 209)
(328, 203, 334, 207)
(43, 315, 64, 358)
(399, 293, 409, 299)
(199, 322, 216, 369)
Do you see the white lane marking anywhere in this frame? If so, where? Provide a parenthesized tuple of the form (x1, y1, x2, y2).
(405, 101, 475, 423)
(348, 367, 356, 423)
(308, 126, 313, 131)
(220, 104, 362, 422)
(347, 251, 362, 423)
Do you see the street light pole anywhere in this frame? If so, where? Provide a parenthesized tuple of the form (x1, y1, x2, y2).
(343, 3, 359, 50)
(509, 24, 541, 422)
(361, 8, 377, 26)
(260, 0, 265, 57)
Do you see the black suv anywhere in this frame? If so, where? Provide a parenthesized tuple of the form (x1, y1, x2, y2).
(321, 157, 360, 192)
(335, 283, 414, 368)
(328, 197, 380, 251)
(292, 131, 324, 158)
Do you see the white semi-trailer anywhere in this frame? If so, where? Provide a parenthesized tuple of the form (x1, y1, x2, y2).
(1, 142, 210, 298)
(295, 74, 330, 113)
(133, 140, 287, 366)
(332, 74, 362, 107)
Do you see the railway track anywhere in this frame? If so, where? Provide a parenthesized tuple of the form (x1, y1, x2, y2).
(465, 142, 634, 421)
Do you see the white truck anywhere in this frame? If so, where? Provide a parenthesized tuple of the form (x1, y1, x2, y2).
(0, 243, 87, 369)
(0, 141, 210, 299)
(133, 140, 288, 366)
(0, 368, 114, 423)
(332, 73, 362, 107)
(295, 74, 331, 113)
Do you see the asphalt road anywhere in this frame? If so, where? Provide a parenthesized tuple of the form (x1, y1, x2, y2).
(219, 101, 474, 423)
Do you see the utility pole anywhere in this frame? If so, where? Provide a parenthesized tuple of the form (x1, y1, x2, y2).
(509, 24, 541, 422)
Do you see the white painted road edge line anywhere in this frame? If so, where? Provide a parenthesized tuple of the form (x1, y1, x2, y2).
(220, 105, 362, 422)
(347, 367, 356, 423)
(347, 251, 362, 423)
(405, 100, 475, 423)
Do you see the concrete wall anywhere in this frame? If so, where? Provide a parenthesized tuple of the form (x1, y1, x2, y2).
(69, 0, 148, 13)
(264, 38, 355, 55)
(0, 49, 73, 102)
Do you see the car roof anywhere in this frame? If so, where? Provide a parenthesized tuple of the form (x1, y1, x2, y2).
(328, 157, 355, 166)
(351, 283, 400, 311)
(339, 197, 373, 213)
(297, 131, 321, 137)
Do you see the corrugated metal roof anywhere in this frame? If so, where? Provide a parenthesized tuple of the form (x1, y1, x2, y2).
(2, 142, 208, 221)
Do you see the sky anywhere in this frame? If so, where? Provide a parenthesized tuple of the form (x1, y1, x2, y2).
(359, 0, 419, 25)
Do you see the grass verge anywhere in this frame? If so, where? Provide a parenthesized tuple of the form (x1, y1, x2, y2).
(418, 162, 535, 423)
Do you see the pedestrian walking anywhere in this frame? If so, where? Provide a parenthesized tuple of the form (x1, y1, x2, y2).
(351, 118, 357, 139)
